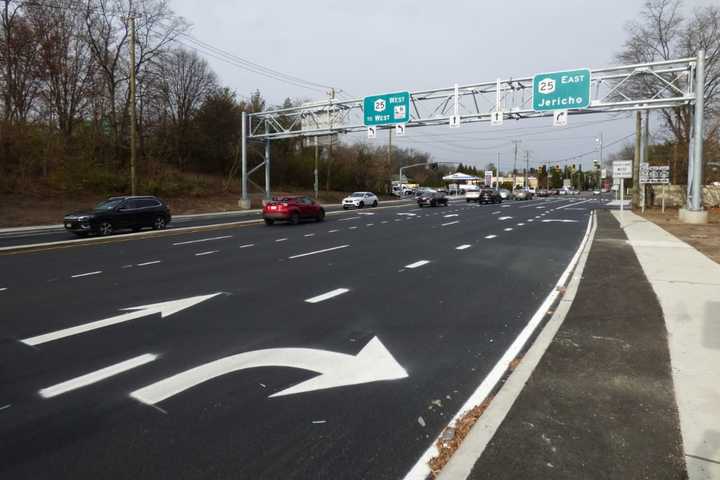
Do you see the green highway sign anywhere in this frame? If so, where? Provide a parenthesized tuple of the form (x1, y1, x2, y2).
(363, 91, 410, 126)
(532, 69, 591, 111)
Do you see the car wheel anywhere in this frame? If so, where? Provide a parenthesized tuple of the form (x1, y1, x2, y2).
(431, 200, 437, 207)
(372, 200, 378, 207)
(343, 206, 348, 210)
(316, 209, 325, 222)
(359, 201, 365, 208)
(466, 199, 470, 203)
(418, 204, 423, 208)
(290, 212, 300, 225)
(264, 218, 274, 226)
(98, 221, 113, 236)
(152, 216, 167, 230)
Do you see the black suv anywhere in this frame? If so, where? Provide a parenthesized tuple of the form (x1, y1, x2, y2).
(417, 191, 449, 207)
(64, 196, 172, 237)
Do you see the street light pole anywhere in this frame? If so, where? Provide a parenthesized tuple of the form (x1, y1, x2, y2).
(128, 10, 137, 195)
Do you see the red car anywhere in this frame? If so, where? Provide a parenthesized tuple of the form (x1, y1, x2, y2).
(263, 196, 325, 225)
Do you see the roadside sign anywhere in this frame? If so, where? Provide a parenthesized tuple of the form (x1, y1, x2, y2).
(484, 170, 493, 186)
(601, 168, 607, 179)
(613, 160, 632, 179)
(363, 91, 410, 126)
(640, 165, 670, 184)
(553, 109, 568, 127)
(449, 115, 461, 128)
(367, 126, 377, 139)
(395, 124, 406, 137)
(533, 68, 591, 112)
(639, 162, 649, 182)
(491, 111, 504, 126)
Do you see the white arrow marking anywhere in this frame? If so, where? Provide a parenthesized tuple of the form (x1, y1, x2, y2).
(541, 219, 579, 223)
(498, 216, 513, 220)
(130, 337, 408, 404)
(40, 353, 157, 398)
(21, 293, 221, 346)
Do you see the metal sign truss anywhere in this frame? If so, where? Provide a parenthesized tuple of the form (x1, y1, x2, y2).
(239, 54, 706, 214)
(246, 57, 697, 141)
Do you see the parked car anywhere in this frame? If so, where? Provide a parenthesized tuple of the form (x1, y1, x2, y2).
(536, 189, 550, 197)
(467, 187, 502, 204)
(342, 192, 379, 209)
(63, 196, 171, 237)
(263, 196, 325, 225)
(513, 190, 532, 201)
(417, 191, 448, 207)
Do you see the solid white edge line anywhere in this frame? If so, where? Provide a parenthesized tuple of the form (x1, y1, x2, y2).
(195, 250, 219, 256)
(137, 260, 161, 266)
(403, 211, 595, 480)
(289, 245, 350, 259)
(172, 235, 233, 246)
(39, 353, 158, 399)
(304, 288, 350, 304)
(71, 271, 102, 278)
(405, 260, 430, 269)
(438, 212, 597, 479)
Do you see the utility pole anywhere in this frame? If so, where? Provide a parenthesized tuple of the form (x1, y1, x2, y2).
(597, 132, 603, 190)
(633, 112, 641, 206)
(524, 150, 529, 189)
(314, 136, 319, 200)
(496, 152, 500, 191)
(512, 140, 521, 190)
(128, 8, 137, 196)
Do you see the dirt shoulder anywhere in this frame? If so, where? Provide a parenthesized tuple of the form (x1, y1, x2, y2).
(635, 207, 720, 264)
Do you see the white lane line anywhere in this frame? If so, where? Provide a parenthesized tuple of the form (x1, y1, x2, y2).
(304, 233, 316, 237)
(366, 223, 375, 227)
(405, 260, 430, 269)
(305, 288, 350, 304)
(498, 216, 513, 221)
(528, 219, 535, 222)
(172, 235, 232, 246)
(121, 265, 133, 269)
(517, 223, 525, 226)
(0, 403, 10, 411)
(485, 235, 497, 239)
(0, 288, 7, 292)
(137, 260, 161, 267)
(195, 250, 219, 256)
(289, 245, 350, 259)
(492, 211, 501, 215)
(348, 226, 358, 230)
(456, 245, 471, 251)
(501, 205, 511, 208)
(394, 219, 402, 222)
(328, 229, 340, 233)
(357, 212, 375, 216)
(504, 228, 513, 232)
(239, 243, 255, 249)
(403, 212, 595, 480)
(338, 216, 361, 222)
(397, 212, 417, 216)
(275, 238, 288, 242)
(441, 221, 460, 227)
(542, 219, 579, 223)
(555, 199, 592, 210)
(39, 354, 157, 399)
(443, 214, 459, 218)
(71, 271, 102, 278)
(381, 221, 389, 224)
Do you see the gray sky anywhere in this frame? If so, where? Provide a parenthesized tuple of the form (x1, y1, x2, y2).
(171, 0, 712, 172)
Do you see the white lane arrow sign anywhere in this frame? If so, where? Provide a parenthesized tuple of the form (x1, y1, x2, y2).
(21, 293, 221, 346)
(130, 337, 408, 405)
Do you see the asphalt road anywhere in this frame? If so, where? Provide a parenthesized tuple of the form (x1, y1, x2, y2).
(0, 196, 604, 479)
(0, 198, 419, 249)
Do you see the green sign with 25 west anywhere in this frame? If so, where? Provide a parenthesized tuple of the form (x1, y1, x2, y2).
(532, 69, 591, 112)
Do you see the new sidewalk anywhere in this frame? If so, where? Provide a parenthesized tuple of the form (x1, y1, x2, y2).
(440, 209, 717, 479)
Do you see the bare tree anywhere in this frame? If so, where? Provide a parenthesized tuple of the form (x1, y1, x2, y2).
(153, 48, 216, 169)
(1, 0, 40, 122)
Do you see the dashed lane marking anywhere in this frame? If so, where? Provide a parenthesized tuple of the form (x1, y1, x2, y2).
(172, 235, 233, 246)
(195, 250, 219, 256)
(305, 288, 350, 304)
(485, 235, 497, 239)
(456, 245, 471, 250)
(405, 260, 430, 269)
(441, 221, 460, 227)
(289, 245, 350, 260)
(137, 260, 161, 267)
(71, 271, 102, 278)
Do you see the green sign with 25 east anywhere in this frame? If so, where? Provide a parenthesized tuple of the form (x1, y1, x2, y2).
(532, 69, 591, 111)
(363, 91, 410, 126)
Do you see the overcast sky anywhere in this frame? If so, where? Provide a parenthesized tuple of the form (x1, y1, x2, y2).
(170, 0, 712, 172)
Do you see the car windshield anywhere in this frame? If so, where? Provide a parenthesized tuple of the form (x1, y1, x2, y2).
(350, 193, 364, 197)
(95, 199, 124, 210)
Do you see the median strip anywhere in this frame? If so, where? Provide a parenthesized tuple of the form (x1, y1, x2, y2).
(305, 288, 350, 304)
(289, 245, 350, 259)
(39, 353, 158, 399)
